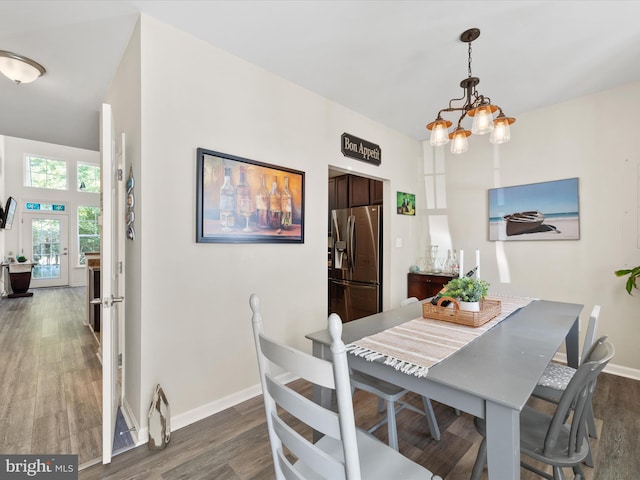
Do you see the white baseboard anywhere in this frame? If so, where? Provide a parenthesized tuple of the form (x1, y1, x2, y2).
(553, 353, 640, 381)
(135, 372, 298, 447)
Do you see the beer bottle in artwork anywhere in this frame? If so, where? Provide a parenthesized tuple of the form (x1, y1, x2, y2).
(236, 166, 252, 232)
(281, 176, 292, 229)
(256, 175, 270, 229)
(219, 167, 235, 231)
(268, 175, 282, 229)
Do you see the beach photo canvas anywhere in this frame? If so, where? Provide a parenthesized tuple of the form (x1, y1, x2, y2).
(488, 178, 580, 241)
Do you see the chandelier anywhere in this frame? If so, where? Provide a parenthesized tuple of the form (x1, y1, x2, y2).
(426, 28, 515, 154)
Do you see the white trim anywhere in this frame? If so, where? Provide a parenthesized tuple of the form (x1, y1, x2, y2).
(136, 372, 298, 445)
(553, 352, 640, 381)
(120, 397, 142, 447)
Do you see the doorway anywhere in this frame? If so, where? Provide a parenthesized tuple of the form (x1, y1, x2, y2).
(22, 212, 69, 288)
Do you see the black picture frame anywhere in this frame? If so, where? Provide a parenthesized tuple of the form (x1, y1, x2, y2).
(196, 148, 305, 244)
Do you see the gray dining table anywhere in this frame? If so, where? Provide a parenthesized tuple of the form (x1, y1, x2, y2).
(306, 298, 582, 479)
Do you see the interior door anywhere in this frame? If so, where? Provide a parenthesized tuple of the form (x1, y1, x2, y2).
(100, 103, 123, 464)
(22, 212, 69, 288)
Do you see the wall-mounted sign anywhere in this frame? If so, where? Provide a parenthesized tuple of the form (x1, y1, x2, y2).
(341, 133, 381, 166)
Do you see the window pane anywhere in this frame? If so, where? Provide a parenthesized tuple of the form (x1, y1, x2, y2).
(78, 206, 101, 265)
(78, 163, 101, 193)
(25, 156, 67, 190)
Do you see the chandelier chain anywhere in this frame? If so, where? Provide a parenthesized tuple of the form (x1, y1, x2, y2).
(468, 42, 472, 78)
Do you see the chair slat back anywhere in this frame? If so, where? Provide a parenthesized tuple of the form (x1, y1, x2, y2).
(580, 305, 601, 364)
(543, 338, 614, 456)
(250, 295, 361, 480)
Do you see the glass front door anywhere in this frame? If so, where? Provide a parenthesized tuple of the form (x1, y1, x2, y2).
(23, 213, 69, 288)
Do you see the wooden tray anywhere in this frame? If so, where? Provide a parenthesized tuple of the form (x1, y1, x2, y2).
(422, 296, 502, 327)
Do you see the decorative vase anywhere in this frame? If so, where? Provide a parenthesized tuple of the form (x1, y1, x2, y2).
(459, 300, 480, 312)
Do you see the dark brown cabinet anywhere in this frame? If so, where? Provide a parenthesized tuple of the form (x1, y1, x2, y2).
(329, 174, 382, 234)
(348, 175, 371, 207)
(329, 174, 382, 210)
(407, 272, 454, 300)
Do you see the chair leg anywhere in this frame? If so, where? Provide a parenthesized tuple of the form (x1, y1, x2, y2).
(421, 397, 441, 441)
(377, 397, 385, 413)
(386, 399, 399, 451)
(586, 403, 597, 439)
(584, 441, 594, 468)
(552, 465, 566, 480)
(573, 463, 586, 479)
(470, 437, 486, 480)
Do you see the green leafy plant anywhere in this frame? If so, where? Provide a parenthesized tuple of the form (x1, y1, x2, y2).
(615, 266, 640, 295)
(444, 277, 490, 302)
(16, 255, 27, 263)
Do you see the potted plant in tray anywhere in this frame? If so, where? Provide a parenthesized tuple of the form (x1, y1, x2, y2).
(443, 277, 490, 312)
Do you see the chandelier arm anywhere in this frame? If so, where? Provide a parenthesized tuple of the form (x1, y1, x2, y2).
(447, 94, 468, 110)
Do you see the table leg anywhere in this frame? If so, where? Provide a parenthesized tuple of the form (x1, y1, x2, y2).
(565, 316, 580, 368)
(485, 401, 520, 479)
(311, 341, 333, 442)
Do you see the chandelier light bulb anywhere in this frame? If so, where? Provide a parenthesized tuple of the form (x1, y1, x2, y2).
(490, 114, 515, 145)
(450, 127, 470, 154)
(429, 121, 450, 146)
(471, 105, 495, 135)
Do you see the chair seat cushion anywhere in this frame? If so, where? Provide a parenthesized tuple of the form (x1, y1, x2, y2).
(537, 362, 576, 390)
(294, 429, 439, 479)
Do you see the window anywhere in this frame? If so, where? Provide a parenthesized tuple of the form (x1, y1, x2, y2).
(25, 155, 68, 190)
(77, 163, 101, 193)
(78, 206, 101, 265)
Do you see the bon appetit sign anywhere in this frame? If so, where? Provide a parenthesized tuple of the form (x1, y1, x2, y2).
(341, 133, 381, 166)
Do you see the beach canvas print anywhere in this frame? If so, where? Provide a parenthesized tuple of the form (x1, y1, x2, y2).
(488, 178, 580, 241)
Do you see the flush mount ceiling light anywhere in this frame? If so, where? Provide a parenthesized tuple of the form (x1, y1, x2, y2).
(426, 28, 515, 154)
(0, 50, 46, 85)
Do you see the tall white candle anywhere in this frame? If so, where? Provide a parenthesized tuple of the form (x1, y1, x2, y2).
(459, 250, 464, 278)
(476, 249, 481, 279)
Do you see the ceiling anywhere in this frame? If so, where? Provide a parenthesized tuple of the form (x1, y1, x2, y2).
(2, 1, 640, 152)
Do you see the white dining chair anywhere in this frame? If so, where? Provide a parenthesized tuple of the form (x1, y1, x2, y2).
(533, 305, 601, 446)
(471, 337, 614, 480)
(250, 294, 442, 480)
(348, 296, 441, 451)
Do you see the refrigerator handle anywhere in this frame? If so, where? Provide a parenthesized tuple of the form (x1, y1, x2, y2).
(348, 214, 356, 272)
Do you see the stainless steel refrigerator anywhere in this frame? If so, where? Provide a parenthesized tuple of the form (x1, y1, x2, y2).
(329, 205, 381, 322)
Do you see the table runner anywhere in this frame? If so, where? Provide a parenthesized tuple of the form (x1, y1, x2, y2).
(346, 295, 534, 377)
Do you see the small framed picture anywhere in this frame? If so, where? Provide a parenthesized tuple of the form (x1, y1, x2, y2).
(397, 191, 415, 216)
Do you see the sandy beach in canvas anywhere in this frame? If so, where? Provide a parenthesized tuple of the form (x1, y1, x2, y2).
(489, 217, 579, 241)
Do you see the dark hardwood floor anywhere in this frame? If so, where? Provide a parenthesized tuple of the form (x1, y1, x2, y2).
(3, 287, 637, 478)
(81, 371, 639, 479)
(0, 286, 102, 465)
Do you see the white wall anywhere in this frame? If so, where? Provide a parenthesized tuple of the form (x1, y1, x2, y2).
(1, 136, 100, 287)
(105, 18, 143, 429)
(108, 15, 424, 434)
(430, 81, 640, 374)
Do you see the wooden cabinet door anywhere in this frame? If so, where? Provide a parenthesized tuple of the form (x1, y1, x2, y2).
(349, 175, 370, 206)
(370, 179, 383, 205)
(407, 273, 451, 300)
(335, 175, 349, 209)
